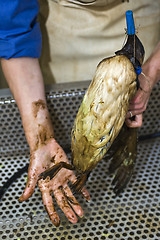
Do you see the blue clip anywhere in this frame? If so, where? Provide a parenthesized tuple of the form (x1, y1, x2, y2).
(135, 66, 142, 76)
(126, 10, 135, 35)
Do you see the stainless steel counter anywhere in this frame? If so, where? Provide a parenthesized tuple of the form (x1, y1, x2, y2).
(0, 81, 159, 240)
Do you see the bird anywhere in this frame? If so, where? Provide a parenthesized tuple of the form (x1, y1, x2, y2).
(70, 12, 145, 195)
(39, 10, 145, 196)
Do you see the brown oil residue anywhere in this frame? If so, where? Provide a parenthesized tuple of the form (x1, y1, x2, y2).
(32, 99, 46, 118)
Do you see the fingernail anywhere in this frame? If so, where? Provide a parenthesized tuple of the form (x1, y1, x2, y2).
(18, 196, 23, 202)
(69, 214, 77, 223)
(71, 214, 76, 220)
(53, 218, 60, 227)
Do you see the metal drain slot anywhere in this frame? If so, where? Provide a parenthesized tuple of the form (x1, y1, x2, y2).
(0, 82, 160, 240)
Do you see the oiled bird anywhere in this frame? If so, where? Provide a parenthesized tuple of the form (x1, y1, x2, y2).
(39, 12, 145, 196)
(70, 32, 144, 194)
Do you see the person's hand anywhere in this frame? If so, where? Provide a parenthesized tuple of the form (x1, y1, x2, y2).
(126, 42, 160, 128)
(125, 72, 152, 127)
(19, 137, 90, 226)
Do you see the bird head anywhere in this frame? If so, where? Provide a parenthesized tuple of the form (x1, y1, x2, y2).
(115, 34, 145, 70)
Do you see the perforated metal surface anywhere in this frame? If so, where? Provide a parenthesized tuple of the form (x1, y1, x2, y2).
(0, 81, 160, 240)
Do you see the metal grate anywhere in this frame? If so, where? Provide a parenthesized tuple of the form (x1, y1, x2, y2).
(0, 81, 160, 240)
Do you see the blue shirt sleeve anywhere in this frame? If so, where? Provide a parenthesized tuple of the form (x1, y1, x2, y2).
(0, 0, 42, 59)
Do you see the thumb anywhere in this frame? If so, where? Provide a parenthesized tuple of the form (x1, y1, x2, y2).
(125, 114, 143, 128)
(19, 169, 38, 202)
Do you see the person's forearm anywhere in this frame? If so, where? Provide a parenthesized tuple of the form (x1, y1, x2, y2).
(142, 42, 160, 88)
(1, 57, 54, 152)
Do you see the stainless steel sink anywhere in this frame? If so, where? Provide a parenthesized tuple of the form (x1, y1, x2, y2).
(0, 81, 159, 240)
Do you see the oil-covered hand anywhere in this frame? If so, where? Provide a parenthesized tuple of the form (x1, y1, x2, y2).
(19, 138, 90, 226)
(1, 57, 89, 226)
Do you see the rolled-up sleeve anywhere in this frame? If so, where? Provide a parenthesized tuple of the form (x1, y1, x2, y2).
(0, 0, 42, 59)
